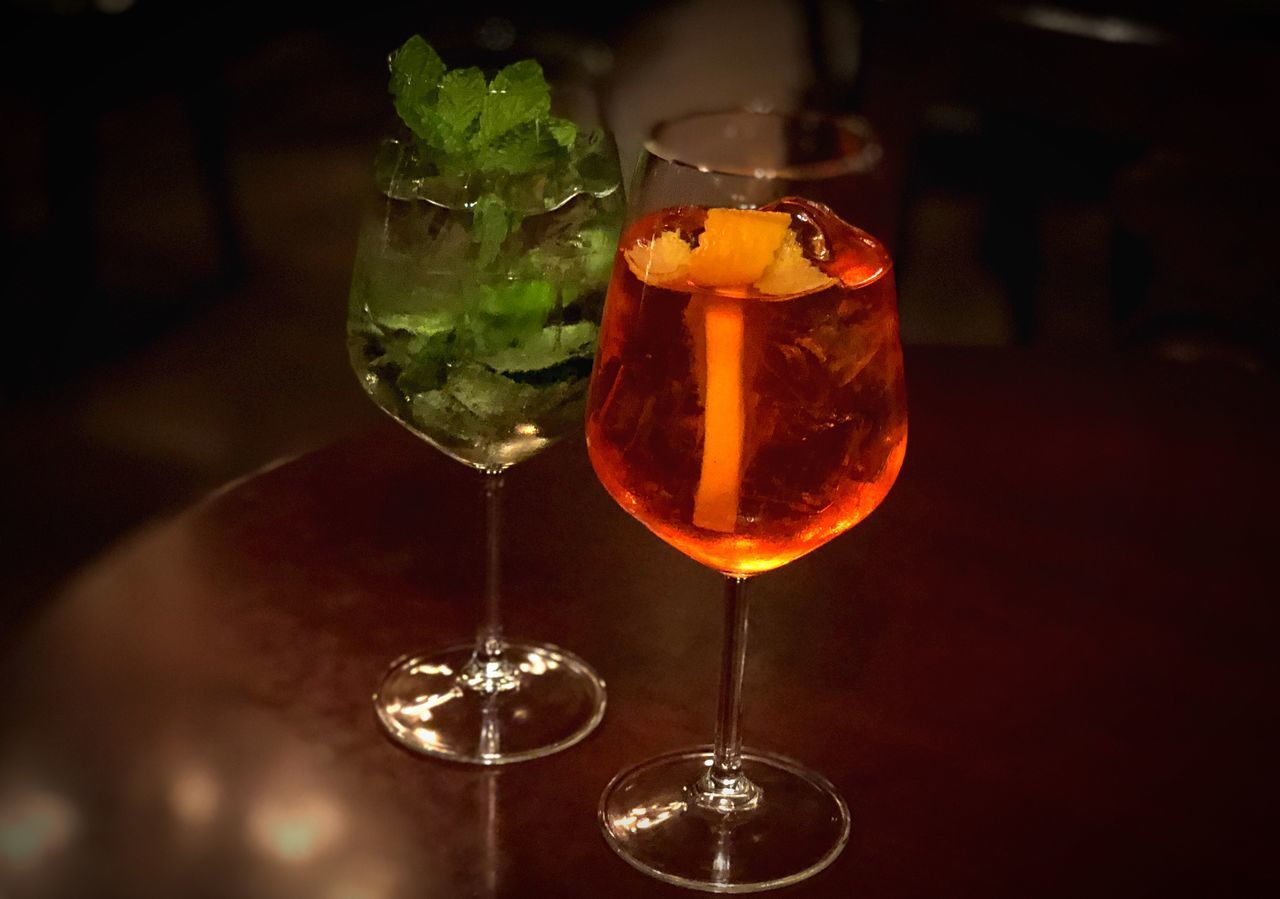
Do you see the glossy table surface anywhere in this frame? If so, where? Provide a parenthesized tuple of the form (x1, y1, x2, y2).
(2, 348, 1277, 898)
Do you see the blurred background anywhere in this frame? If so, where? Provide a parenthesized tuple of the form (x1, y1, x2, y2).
(2, 0, 1278, 633)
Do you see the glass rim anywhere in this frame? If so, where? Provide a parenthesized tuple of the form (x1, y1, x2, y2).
(643, 108, 882, 180)
(374, 133, 623, 214)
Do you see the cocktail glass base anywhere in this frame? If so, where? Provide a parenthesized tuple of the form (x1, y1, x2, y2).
(373, 642, 606, 765)
(600, 748, 850, 893)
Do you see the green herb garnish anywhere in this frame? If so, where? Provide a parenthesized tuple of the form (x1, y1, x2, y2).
(349, 36, 623, 468)
(384, 35, 616, 266)
(391, 38, 567, 166)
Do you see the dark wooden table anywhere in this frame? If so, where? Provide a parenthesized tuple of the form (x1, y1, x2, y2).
(2, 348, 1277, 898)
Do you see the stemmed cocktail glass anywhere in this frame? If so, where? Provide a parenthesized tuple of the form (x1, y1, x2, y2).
(347, 37, 623, 765)
(586, 110, 907, 890)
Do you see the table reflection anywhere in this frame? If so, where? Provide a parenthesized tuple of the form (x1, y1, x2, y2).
(0, 785, 78, 873)
(5, 365, 1270, 897)
(169, 764, 220, 825)
(0, 478, 530, 899)
(0, 713, 518, 897)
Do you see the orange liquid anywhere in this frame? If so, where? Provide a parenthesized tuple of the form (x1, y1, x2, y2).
(586, 201, 908, 575)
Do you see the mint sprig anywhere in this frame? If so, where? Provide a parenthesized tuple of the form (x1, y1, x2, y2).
(388, 38, 447, 142)
(477, 59, 554, 145)
(385, 36, 615, 267)
(388, 36, 580, 182)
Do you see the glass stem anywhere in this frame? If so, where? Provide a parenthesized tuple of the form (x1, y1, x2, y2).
(462, 470, 519, 693)
(479, 470, 505, 661)
(691, 575, 762, 814)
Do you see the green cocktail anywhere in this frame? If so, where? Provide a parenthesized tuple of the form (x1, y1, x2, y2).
(348, 37, 623, 469)
(350, 37, 619, 765)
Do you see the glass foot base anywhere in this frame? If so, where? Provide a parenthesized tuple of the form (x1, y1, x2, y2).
(600, 748, 850, 893)
(373, 642, 606, 765)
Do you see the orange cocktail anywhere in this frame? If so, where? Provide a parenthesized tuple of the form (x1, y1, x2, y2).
(586, 197, 907, 574)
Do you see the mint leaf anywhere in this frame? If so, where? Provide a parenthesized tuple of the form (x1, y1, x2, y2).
(478, 60, 551, 144)
(397, 337, 451, 393)
(571, 128, 623, 195)
(481, 279, 556, 318)
(362, 330, 415, 371)
(389, 36, 446, 142)
(473, 131, 548, 176)
(472, 278, 557, 353)
(548, 118, 577, 149)
(481, 322, 598, 373)
(360, 310, 461, 394)
(436, 67, 486, 151)
(373, 310, 455, 336)
(575, 227, 619, 283)
(472, 193, 510, 266)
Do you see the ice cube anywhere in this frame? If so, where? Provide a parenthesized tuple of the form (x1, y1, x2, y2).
(763, 197, 835, 262)
(764, 196, 891, 290)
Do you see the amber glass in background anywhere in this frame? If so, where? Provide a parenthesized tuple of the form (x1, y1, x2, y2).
(585, 111, 907, 891)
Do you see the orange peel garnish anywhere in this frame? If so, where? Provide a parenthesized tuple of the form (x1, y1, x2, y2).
(623, 231, 694, 288)
(753, 230, 836, 297)
(692, 295, 745, 533)
(688, 209, 791, 288)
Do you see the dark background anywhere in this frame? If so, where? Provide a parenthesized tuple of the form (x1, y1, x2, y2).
(2, 0, 1278, 629)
